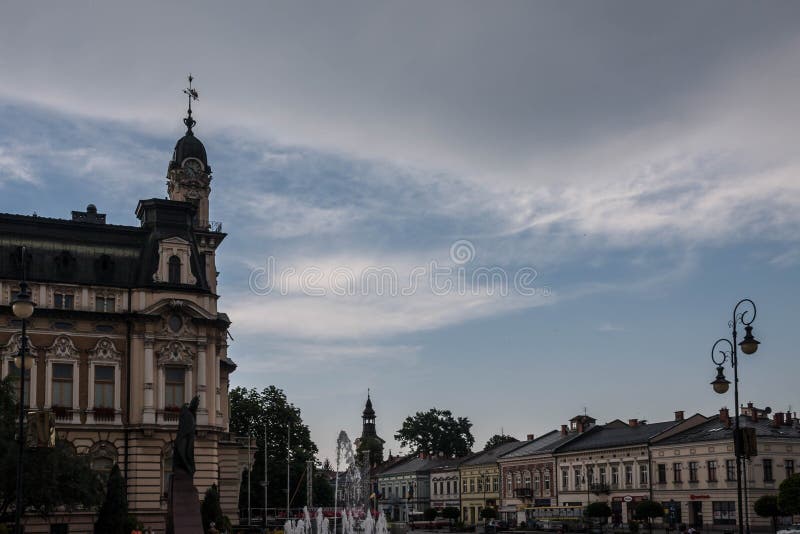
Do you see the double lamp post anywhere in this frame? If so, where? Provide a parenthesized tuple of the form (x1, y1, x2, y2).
(709, 298, 760, 534)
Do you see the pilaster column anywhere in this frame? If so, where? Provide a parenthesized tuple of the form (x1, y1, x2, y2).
(143, 337, 155, 423)
(196, 339, 208, 425)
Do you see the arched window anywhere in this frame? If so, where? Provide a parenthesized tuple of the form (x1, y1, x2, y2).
(168, 255, 181, 284)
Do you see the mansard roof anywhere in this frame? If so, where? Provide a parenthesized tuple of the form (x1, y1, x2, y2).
(0, 198, 220, 292)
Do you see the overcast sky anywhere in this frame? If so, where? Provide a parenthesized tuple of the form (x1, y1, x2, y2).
(1, 2, 799, 463)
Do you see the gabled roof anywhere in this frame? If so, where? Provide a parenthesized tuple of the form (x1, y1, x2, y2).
(460, 440, 529, 467)
(377, 455, 462, 476)
(656, 415, 800, 446)
(500, 428, 590, 459)
(556, 420, 679, 453)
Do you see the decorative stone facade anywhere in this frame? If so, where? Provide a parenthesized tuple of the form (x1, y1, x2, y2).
(0, 110, 249, 532)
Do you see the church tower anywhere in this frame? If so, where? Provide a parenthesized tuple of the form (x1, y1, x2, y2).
(355, 390, 385, 467)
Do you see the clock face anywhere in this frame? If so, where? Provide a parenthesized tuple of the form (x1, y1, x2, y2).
(183, 159, 203, 176)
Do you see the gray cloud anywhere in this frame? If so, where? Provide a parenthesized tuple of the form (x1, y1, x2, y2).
(2, 2, 800, 187)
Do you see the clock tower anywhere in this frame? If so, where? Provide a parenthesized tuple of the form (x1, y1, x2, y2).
(167, 75, 212, 227)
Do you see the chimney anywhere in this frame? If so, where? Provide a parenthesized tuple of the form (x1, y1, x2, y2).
(720, 408, 731, 428)
(774, 412, 785, 428)
(786, 411, 794, 426)
(752, 409, 759, 423)
(527, 434, 535, 441)
(674, 411, 684, 422)
(561, 425, 568, 436)
(629, 419, 639, 427)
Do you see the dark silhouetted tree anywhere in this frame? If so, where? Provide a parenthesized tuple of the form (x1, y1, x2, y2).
(94, 464, 127, 534)
(230, 386, 328, 516)
(635, 500, 664, 534)
(202, 484, 225, 533)
(483, 434, 518, 451)
(779, 474, 800, 515)
(395, 408, 474, 457)
(754, 495, 782, 533)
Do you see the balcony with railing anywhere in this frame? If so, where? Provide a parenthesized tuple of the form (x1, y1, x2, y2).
(590, 482, 611, 495)
(195, 220, 224, 233)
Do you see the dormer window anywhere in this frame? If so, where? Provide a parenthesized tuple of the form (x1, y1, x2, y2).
(96, 296, 115, 313)
(54, 293, 74, 310)
(168, 256, 181, 284)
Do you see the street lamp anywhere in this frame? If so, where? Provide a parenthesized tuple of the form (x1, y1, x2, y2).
(13, 247, 35, 534)
(709, 298, 760, 534)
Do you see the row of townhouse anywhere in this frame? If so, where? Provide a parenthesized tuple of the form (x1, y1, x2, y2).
(374, 407, 800, 532)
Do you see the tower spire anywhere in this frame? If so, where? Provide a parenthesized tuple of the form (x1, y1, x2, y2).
(183, 74, 199, 134)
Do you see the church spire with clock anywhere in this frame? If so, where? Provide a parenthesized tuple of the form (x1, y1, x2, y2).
(167, 74, 212, 227)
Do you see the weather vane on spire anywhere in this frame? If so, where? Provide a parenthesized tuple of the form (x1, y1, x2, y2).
(183, 74, 199, 133)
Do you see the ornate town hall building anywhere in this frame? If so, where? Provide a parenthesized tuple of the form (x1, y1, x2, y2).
(0, 98, 249, 531)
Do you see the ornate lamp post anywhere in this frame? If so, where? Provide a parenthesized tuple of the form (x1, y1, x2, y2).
(12, 247, 35, 534)
(710, 299, 760, 534)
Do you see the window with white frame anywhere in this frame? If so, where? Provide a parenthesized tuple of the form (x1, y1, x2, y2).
(8, 360, 31, 406)
(95, 296, 115, 312)
(625, 464, 633, 485)
(165, 367, 186, 409)
(87, 338, 122, 423)
(52, 363, 73, 407)
(94, 366, 114, 408)
(45, 336, 80, 421)
(639, 464, 649, 486)
(526, 471, 533, 489)
(562, 469, 569, 491)
(612, 465, 619, 485)
(2, 335, 38, 408)
(544, 469, 550, 491)
(54, 292, 74, 310)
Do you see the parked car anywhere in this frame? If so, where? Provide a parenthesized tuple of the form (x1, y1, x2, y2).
(777, 525, 800, 534)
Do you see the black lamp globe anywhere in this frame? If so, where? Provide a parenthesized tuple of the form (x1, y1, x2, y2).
(739, 325, 760, 355)
(11, 282, 34, 319)
(711, 366, 730, 394)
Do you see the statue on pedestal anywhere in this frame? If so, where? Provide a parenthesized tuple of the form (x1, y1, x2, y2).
(168, 395, 204, 534)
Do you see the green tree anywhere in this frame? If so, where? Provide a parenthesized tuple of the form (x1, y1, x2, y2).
(779, 474, 800, 515)
(230, 386, 331, 516)
(0, 376, 103, 522)
(442, 507, 460, 525)
(424, 508, 438, 521)
(94, 464, 127, 534)
(394, 408, 474, 457)
(634, 500, 664, 534)
(201, 484, 225, 534)
(754, 495, 782, 533)
(586, 502, 612, 519)
(483, 434, 518, 451)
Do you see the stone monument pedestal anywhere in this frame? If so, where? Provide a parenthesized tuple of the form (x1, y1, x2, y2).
(167, 469, 204, 534)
